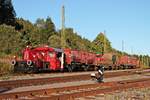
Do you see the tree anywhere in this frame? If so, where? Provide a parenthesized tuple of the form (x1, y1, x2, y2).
(45, 17, 55, 33)
(0, 25, 21, 55)
(35, 17, 56, 44)
(35, 18, 45, 29)
(0, 0, 16, 26)
(64, 28, 94, 51)
(16, 18, 38, 46)
(48, 34, 61, 48)
(93, 32, 112, 54)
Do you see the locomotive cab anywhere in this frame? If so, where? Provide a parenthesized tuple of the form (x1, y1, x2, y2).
(46, 48, 64, 71)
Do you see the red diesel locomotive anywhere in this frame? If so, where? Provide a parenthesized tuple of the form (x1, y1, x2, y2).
(12, 46, 139, 73)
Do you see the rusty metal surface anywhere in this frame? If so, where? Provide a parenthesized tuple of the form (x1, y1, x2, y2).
(0, 78, 149, 100)
(0, 69, 149, 100)
(0, 69, 149, 89)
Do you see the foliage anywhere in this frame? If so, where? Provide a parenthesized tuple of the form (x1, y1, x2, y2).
(93, 32, 112, 54)
(35, 17, 56, 45)
(139, 55, 150, 68)
(16, 18, 35, 46)
(16, 18, 56, 47)
(0, 0, 16, 26)
(0, 24, 21, 55)
(48, 34, 61, 48)
(0, 62, 12, 74)
(64, 28, 94, 51)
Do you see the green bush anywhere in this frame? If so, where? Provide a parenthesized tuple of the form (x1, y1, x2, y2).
(0, 24, 22, 55)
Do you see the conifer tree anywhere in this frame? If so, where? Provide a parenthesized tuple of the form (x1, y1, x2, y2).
(0, 0, 16, 26)
(93, 32, 112, 54)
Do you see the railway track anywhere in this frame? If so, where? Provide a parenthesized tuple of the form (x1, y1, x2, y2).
(0, 69, 149, 99)
(0, 69, 149, 89)
(0, 78, 149, 100)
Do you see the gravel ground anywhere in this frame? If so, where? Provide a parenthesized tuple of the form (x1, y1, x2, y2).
(1, 69, 148, 81)
(0, 71, 96, 81)
(2, 73, 150, 94)
(76, 88, 150, 100)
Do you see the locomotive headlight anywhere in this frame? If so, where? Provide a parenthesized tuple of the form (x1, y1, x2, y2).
(27, 60, 32, 66)
(11, 60, 16, 65)
(13, 56, 16, 59)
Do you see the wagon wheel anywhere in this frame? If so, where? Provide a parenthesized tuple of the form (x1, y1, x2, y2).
(123, 65, 126, 69)
(117, 66, 120, 70)
(83, 65, 89, 71)
(108, 66, 112, 70)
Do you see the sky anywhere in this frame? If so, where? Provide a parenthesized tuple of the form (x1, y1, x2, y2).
(12, 0, 150, 55)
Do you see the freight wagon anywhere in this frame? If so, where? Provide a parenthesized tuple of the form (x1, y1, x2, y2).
(100, 53, 140, 70)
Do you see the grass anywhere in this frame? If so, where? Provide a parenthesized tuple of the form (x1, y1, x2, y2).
(142, 65, 150, 69)
(0, 62, 13, 77)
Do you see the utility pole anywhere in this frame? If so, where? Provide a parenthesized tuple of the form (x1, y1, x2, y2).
(60, 5, 66, 70)
(61, 5, 66, 48)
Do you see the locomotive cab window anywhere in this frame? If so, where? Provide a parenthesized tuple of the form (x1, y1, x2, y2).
(56, 52, 62, 58)
(56, 52, 63, 61)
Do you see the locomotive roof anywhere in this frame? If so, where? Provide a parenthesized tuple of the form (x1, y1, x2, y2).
(32, 46, 54, 52)
(32, 47, 63, 52)
(54, 48, 64, 52)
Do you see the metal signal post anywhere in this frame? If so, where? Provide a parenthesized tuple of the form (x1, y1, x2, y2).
(61, 5, 66, 48)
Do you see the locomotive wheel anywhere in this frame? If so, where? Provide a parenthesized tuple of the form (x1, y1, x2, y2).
(28, 67, 34, 73)
(123, 65, 126, 69)
(84, 67, 88, 71)
(82, 65, 88, 71)
(13, 63, 18, 73)
(108, 66, 112, 70)
(26, 66, 38, 73)
(66, 65, 73, 72)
